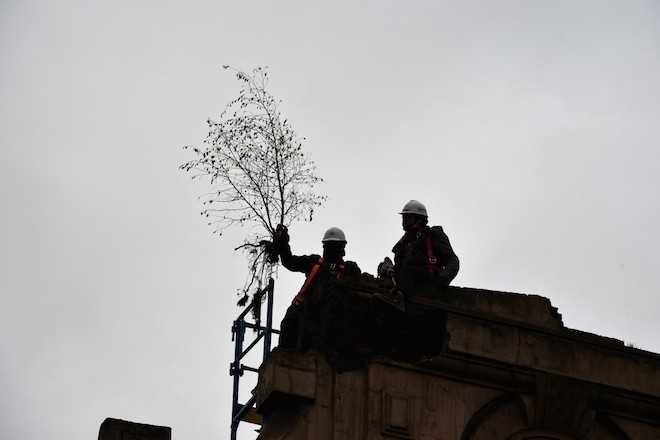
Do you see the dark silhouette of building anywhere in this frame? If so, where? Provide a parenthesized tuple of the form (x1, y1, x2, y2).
(253, 284, 660, 439)
(98, 418, 171, 440)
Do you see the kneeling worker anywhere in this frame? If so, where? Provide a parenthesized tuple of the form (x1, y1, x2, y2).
(274, 224, 361, 351)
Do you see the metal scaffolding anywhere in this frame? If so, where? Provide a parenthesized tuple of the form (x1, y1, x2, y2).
(230, 278, 279, 440)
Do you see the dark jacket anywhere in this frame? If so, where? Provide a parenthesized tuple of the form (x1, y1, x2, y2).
(280, 242, 361, 302)
(392, 226, 459, 294)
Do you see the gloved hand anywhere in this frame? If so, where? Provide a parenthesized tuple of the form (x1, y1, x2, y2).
(377, 257, 395, 278)
(274, 224, 290, 247)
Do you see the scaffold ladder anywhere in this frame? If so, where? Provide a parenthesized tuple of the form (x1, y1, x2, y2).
(230, 278, 279, 440)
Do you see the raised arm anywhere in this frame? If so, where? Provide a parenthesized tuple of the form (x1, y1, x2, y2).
(275, 225, 318, 274)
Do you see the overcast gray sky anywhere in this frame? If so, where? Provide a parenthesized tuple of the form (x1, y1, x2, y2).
(2, 1, 660, 439)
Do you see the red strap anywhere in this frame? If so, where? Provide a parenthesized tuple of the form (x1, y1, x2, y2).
(292, 258, 347, 304)
(426, 234, 437, 274)
(292, 257, 323, 305)
(330, 262, 346, 280)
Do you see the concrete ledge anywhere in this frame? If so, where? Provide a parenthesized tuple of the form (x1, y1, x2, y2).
(256, 350, 318, 415)
(445, 313, 660, 398)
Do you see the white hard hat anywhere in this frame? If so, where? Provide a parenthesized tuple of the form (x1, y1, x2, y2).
(321, 227, 347, 243)
(399, 200, 428, 217)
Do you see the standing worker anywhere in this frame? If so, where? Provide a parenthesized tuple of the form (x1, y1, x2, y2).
(376, 200, 459, 360)
(274, 224, 361, 351)
(390, 200, 459, 297)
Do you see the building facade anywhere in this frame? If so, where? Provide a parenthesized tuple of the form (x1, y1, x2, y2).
(254, 286, 660, 439)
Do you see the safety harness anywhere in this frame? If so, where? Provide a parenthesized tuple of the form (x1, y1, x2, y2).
(426, 234, 438, 274)
(396, 230, 438, 275)
(292, 257, 345, 305)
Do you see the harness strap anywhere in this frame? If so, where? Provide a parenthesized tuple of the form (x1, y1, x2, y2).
(292, 258, 347, 305)
(292, 257, 323, 305)
(426, 234, 437, 274)
(331, 262, 346, 280)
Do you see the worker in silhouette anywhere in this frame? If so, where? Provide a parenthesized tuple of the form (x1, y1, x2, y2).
(274, 224, 361, 351)
(384, 200, 459, 297)
(375, 200, 458, 359)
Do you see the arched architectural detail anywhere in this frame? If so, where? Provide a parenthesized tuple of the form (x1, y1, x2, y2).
(507, 428, 575, 440)
(591, 414, 632, 440)
(460, 393, 528, 440)
(459, 390, 634, 440)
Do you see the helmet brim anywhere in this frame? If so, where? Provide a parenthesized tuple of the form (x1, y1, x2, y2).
(399, 211, 427, 217)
